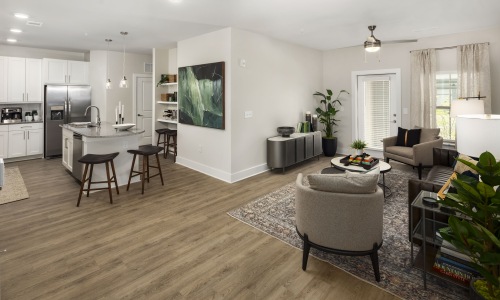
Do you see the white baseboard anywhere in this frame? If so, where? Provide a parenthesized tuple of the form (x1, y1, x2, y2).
(175, 156, 269, 184)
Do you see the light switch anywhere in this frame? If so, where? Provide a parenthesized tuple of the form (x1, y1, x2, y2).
(239, 59, 246, 68)
(244, 111, 253, 118)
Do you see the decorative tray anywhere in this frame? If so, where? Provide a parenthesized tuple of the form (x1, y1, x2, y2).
(339, 154, 379, 170)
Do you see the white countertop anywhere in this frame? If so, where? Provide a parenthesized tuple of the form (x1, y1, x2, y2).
(61, 122, 145, 138)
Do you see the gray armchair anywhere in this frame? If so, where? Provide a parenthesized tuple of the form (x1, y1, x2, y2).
(383, 127, 443, 179)
(295, 173, 384, 282)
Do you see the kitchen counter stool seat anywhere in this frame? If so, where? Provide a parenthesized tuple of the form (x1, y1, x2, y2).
(77, 152, 120, 207)
(156, 128, 177, 161)
(127, 145, 164, 194)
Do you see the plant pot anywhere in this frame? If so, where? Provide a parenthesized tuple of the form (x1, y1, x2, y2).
(355, 149, 364, 156)
(322, 137, 337, 157)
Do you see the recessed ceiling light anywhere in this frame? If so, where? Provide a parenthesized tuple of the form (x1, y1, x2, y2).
(7, 39, 17, 43)
(10, 28, 22, 33)
(14, 13, 29, 19)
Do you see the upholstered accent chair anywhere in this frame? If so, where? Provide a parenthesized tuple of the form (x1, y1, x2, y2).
(383, 127, 443, 179)
(295, 172, 384, 282)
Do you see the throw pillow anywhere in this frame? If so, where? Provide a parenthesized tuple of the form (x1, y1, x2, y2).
(396, 127, 421, 147)
(308, 170, 379, 194)
(414, 126, 440, 143)
(454, 154, 479, 175)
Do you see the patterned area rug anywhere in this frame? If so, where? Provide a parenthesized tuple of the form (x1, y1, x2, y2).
(228, 165, 468, 300)
(0, 167, 29, 205)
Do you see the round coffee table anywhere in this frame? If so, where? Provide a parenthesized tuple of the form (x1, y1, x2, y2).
(330, 156, 392, 197)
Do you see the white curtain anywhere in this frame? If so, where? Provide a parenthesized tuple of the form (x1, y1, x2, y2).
(410, 49, 436, 128)
(457, 43, 491, 113)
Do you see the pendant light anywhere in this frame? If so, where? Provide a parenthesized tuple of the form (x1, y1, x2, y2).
(119, 31, 128, 88)
(105, 38, 112, 89)
(364, 25, 381, 52)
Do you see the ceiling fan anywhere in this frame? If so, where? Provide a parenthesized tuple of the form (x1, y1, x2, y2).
(363, 25, 417, 52)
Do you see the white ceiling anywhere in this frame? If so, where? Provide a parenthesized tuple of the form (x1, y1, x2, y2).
(1, 0, 500, 54)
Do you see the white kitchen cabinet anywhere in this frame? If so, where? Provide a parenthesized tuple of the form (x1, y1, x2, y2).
(0, 126, 8, 158)
(62, 128, 74, 171)
(43, 58, 89, 84)
(0, 57, 7, 102)
(7, 57, 42, 102)
(8, 123, 43, 158)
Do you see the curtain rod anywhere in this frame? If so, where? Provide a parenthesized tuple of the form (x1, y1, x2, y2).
(409, 42, 489, 53)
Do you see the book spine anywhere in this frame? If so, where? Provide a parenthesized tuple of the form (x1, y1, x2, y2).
(435, 253, 479, 275)
(432, 261, 476, 283)
(440, 251, 474, 266)
(440, 246, 473, 262)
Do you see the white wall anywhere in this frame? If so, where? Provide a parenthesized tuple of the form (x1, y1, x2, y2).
(230, 28, 322, 181)
(89, 50, 152, 123)
(177, 28, 233, 181)
(176, 27, 322, 182)
(0, 45, 86, 61)
(323, 26, 500, 155)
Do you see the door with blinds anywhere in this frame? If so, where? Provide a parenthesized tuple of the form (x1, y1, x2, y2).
(356, 73, 400, 151)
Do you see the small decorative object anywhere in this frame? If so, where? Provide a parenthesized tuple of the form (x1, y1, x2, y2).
(313, 89, 349, 156)
(339, 153, 379, 170)
(24, 112, 32, 122)
(161, 94, 168, 101)
(277, 126, 295, 137)
(115, 101, 125, 124)
(350, 139, 367, 156)
(112, 123, 135, 131)
(437, 151, 500, 300)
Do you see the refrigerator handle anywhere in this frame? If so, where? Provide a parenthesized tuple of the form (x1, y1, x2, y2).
(64, 99, 68, 123)
(68, 97, 72, 123)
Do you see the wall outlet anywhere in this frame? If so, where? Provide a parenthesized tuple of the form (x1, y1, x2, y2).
(244, 111, 253, 118)
(239, 59, 246, 68)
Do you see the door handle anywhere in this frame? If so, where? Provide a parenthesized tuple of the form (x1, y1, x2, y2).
(392, 120, 397, 123)
(137, 114, 143, 116)
(24, 131, 26, 140)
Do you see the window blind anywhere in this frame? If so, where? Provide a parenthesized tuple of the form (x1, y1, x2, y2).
(364, 80, 390, 150)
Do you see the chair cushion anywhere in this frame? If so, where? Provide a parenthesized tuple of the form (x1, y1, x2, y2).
(454, 154, 478, 174)
(307, 170, 379, 194)
(414, 126, 440, 143)
(385, 146, 413, 159)
(396, 127, 421, 147)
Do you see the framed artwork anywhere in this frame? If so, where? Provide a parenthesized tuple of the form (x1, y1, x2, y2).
(178, 61, 225, 129)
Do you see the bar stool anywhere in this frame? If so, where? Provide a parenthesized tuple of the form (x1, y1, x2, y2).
(127, 145, 164, 194)
(156, 128, 177, 161)
(77, 152, 119, 207)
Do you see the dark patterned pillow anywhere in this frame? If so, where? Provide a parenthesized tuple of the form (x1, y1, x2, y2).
(396, 127, 421, 147)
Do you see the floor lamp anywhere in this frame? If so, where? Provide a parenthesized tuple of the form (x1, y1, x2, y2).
(456, 114, 500, 158)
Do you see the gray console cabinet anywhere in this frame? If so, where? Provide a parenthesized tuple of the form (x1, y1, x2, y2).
(267, 131, 322, 172)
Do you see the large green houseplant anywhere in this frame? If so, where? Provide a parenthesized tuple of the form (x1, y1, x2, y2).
(437, 151, 500, 300)
(313, 89, 349, 156)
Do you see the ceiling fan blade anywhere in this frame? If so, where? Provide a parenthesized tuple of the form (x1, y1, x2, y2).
(384, 39, 418, 44)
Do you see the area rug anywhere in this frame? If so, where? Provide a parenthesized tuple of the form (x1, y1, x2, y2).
(0, 167, 29, 205)
(228, 166, 468, 300)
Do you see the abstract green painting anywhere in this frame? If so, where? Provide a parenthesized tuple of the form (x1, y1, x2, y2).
(178, 61, 225, 129)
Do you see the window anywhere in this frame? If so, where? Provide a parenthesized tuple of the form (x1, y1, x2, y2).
(364, 79, 390, 150)
(436, 73, 457, 142)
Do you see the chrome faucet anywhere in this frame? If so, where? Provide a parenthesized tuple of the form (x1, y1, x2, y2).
(84, 105, 101, 127)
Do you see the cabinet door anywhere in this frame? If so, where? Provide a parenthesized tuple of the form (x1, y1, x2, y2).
(304, 134, 314, 159)
(0, 131, 8, 158)
(8, 130, 26, 157)
(67, 61, 89, 84)
(67, 137, 73, 170)
(43, 58, 67, 84)
(0, 57, 7, 102)
(25, 58, 42, 102)
(7, 57, 26, 102)
(26, 129, 43, 155)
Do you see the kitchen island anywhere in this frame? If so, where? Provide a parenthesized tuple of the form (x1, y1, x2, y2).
(61, 123, 145, 188)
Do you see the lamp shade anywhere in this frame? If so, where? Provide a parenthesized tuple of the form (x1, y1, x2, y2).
(450, 100, 484, 118)
(456, 114, 500, 158)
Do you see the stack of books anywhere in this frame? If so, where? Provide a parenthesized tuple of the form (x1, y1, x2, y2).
(348, 154, 374, 166)
(432, 233, 480, 285)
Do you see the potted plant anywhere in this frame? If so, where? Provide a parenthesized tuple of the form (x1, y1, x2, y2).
(437, 151, 500, 300)
(313, 89, 349, 156)
(350, 139, 367, 156)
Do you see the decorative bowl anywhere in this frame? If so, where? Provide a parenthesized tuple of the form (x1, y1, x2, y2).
(277, 126, 295, 137)
(112, 123, 135, 131)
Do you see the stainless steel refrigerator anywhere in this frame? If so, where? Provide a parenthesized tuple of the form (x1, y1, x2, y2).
(44, 85, 91, 157)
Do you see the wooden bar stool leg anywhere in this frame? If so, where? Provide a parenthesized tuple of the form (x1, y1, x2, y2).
(163, 133, 167, 158)
(127, 153, 137, 191)
(156, 153, 164, 186)
(110, 159, 119, 194)
(105, 161, 113, 204)
(141, 155, 146, 194)
(146, 155, 150, 183)
(173, 135, 177, 162)
(87, 164, 94, 197)
(77, 163, 89, 207)
(156, 132, 161, 147)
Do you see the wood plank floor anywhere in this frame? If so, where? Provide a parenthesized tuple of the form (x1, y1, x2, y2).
(0, 156, 400, 299)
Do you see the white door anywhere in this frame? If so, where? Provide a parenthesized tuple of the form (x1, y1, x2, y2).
(67, 61, 89, 84)
(43, 58, 67, 84)
(26, 129, 43, 155)
(7, 57, 26, 102)
(354, 70, 401, 151)
(25, 58, 42, 102)
(0, 57, 7, 102)
(135, 75, 153, 145)
(8, 130, 26, 157)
